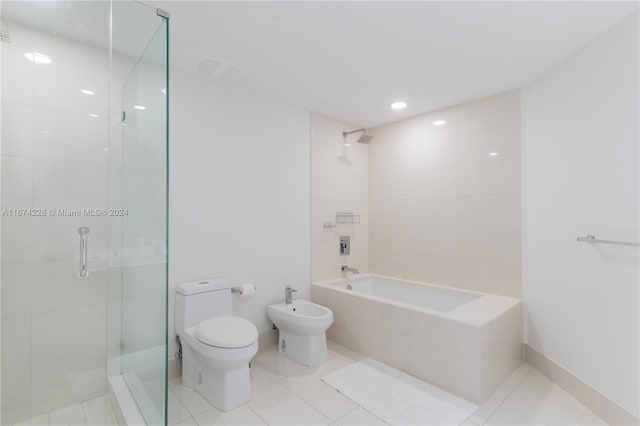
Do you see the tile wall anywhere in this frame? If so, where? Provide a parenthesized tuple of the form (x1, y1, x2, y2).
(368, 91, 521, 297)
(313, 283, 523, 403)
(1, 20, 112, 423)
(311, 115, 369, 281)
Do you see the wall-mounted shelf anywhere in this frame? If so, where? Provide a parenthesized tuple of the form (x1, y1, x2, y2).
(336, 211, 360, 224)
(323, 211, 360, 231)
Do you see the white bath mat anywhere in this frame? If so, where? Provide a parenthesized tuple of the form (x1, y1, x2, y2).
(322, 358, 478, 425)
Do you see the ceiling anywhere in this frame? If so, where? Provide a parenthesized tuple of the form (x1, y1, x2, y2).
(144, 1, 637, 127)
(4, 1, 638, 127)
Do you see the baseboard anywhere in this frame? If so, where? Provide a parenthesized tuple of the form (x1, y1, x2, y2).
(524, 344, 639, 425)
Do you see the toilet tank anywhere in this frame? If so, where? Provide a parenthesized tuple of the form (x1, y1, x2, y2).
(175, 279, 233, 332)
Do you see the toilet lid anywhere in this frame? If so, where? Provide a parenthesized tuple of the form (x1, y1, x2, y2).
(195, 315, 258, 348)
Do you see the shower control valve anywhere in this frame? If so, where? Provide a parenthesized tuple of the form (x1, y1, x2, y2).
(339, 236, 350, 255)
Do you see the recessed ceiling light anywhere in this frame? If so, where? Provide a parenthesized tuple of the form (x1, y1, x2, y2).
(81, 89, 94, 95)
(88, 114, 99, 118)
(489, 152, 499, 157)
(161, 88, 166, 95)
(24, 52, 52, 64)
(432, 120, 446, 126)
(390, 101, 407, 110)
(134, 105, 146, 110)
(40, 130, 52, 135)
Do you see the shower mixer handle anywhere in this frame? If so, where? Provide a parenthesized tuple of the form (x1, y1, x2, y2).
(77, 226, 90, 278)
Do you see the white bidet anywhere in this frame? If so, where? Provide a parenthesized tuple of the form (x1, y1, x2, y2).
(267, 299, 333, 366)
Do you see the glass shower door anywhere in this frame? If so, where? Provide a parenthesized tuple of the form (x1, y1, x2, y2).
(1, 2, 111, 424)
(1, 1, 168, 424)
(115, 8, 168, 426)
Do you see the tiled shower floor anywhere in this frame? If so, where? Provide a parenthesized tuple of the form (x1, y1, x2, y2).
(12, 396, 117, 426)
(12, 341, 607, 426)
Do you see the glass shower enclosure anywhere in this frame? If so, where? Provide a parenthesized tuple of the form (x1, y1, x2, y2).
(0, 1, 169, 424)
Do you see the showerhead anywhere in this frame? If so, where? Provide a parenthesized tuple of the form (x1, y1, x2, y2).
(342, 128, 374, 145)
(357, 133, 374, 144)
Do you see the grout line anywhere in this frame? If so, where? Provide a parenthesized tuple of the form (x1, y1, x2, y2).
(502, 365, 533, 401)
(482, 367, 534, 425)
(504, 366, 604, 423)
(356, 404, 390, 425)
(79, 400, 89, 425)
(475, 402, 500, 426)
(272, 381, 333, 424)
(337, 404, 360, 418)
(247, 405, 268, 425)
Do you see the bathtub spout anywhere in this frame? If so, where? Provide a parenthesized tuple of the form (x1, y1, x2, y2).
(341, 265, 359, 274)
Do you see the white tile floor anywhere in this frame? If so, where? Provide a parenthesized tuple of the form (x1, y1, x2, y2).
(168, 342, 608, 426)
(12, 341, 607, 426)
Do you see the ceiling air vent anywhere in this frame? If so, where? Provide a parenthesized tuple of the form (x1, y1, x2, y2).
(194, 56, 244, 83)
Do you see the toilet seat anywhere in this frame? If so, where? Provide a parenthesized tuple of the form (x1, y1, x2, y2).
(196, 315, 258, 348)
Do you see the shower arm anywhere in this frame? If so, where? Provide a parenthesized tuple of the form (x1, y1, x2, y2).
(342, 128, 367, 137)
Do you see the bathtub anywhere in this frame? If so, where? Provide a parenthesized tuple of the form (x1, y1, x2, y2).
(311, 274, 522, 404)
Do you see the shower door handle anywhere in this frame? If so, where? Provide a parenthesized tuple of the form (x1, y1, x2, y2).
(77, 226, 90, 278)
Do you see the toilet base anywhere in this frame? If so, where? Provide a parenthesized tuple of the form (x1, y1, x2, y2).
(198, 366, 251, 412)
(278, 331, 327, 366)
(181, 343, 254, 411)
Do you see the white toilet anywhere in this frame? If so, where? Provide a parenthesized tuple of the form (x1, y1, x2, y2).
(175, 279, 258, 411)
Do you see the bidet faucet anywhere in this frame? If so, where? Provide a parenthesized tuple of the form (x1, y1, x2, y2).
(285, 285, 297, 304)
(341, 265, 359, 274)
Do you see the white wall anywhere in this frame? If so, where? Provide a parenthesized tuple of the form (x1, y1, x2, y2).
(168, 71, 311, 360)
(311, 114, 368, 281)
(367, 91, 522, 297)
(523, 11, 639, 417)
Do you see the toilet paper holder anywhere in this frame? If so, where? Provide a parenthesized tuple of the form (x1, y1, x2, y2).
(231, 283, 255, 296)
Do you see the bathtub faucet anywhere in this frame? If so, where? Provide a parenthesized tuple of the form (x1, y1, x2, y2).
(341, 265, 359, 274)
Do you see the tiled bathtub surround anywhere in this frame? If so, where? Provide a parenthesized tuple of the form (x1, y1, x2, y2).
(312, 277, 522, 404)
(368, 91, 521, 297)
(311, 114, 369, 281)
